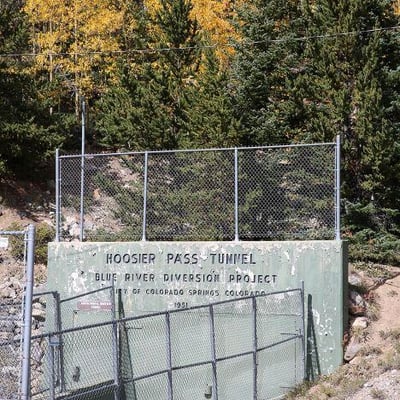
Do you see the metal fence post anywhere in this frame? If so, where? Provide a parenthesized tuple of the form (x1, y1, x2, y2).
(142, 151, 149, 241)
(55, 148, 60, 242)
(21, 224, 36, 400)
(111, 284, 121, 400)
(335, 134, 341, 240)
(252, 297, 258, 400)
(79, 99, 86, 242)
(300, 281, 306, 381)
(54, 291, 66, 391)
(234, 148, 239, 242)
(209, 305, 218, 400)
(49, 335, 55, 399)
(166, 312, 173, 400)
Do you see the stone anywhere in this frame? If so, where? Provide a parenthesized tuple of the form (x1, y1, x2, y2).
(348, 272, 363, 288)
(352, 317, 369, 329)
(349, 290, 366, 316)
(0, 320, 14, 332)
(344, 336, 362, 362)
(32, 305, 46, 322)
(0, 287, 17, 299)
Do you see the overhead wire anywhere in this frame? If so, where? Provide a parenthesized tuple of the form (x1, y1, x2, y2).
(0, 24, 399, 59)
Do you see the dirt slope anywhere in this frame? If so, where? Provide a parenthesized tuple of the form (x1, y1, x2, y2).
(289, 272, 400, 399)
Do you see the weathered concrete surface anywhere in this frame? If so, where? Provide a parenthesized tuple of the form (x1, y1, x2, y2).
(47, 240, 348, 377)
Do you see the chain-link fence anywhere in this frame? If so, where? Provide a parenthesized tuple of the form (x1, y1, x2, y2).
(0, 226, 35, 400)
(0, 300, 23, 399)
(56, 139, 340, 242)
(31, 287, 304, 400)
(30, 286, 117, 399)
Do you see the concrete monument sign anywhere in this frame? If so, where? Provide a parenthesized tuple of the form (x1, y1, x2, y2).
(47, 240, 347, 378)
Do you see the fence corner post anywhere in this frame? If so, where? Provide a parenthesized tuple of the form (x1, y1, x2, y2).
(21, 224, 36, 400)
(335, 134, 341, 240)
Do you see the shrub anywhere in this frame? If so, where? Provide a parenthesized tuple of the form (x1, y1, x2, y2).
(8, 222, 54, 264)
(342, 202, 400, 266)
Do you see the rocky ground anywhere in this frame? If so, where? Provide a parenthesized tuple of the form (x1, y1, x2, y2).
(288, 266, 400, 400)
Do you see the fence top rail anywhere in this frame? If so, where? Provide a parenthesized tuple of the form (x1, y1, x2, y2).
(59, 285, 113, 304)
(32, 287, 303, 338)
(32, 290, 58, 298)
(0, 230, 26, 235)
(57, 141, 336, 159)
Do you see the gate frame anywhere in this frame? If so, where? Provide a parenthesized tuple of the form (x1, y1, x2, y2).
(36, 286, 305, 400)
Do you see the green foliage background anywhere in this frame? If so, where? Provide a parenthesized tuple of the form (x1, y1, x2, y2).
(1, 0, 400, 265)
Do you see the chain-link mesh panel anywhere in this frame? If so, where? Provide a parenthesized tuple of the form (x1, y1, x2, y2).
(32, 324, 118, 400)
(217, 355, 254, 400)
(0, 301, 22, 400)
(256, 290, 303, 348)
(169, 310, 211, 366)
(213, 298, 254, 359)
(146, 150, 235, 240)
(256, 290, 304, 399)
(59, 291, 115, 329)
(58, 143, 338, 242)
(120, 290, 303, 400)
(133, 373, 169, 400)
(29, 289, 304, 399)
(60, 153, 145, 241)
(30, 287, 117, 399)
(238, 145, 336, 240)
(123, 314, 168, 379)
(257, 339, 304, 399)
(172, 364, 214, 400)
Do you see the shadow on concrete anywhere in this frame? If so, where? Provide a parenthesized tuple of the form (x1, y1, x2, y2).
(306, 294, 321, 381)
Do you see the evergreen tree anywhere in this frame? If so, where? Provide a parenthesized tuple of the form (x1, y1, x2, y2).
(94, 0, 239, 151)
(232, 0, 400, 261)
(298, 0, 400, 208)
(142, 0, 203, 149)
(232, 0, 308, 145)
(182, 49, 241, 148)
(0, 1, 72, 178)
(234, 0, 400, 207)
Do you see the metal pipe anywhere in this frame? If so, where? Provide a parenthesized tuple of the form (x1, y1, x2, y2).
(57, 140, 336, 159)
(111, 283, 120, 400)
(21, 224, 36, 400)
(55, 148, 60, 242)
(252, 297, 258, 400)
(209, 305, 218, 400)
(300, 281, 306, 381)
(142, 151, 148, 241)
(165, 312, 173, 400)
(234, 147, 239, 242)
(110, 282, 120, 400)
(55, 292, 66, 391)
(49, 337, 55, 400)
(335, 134, 341, 240)
(79, 98, 86, 241)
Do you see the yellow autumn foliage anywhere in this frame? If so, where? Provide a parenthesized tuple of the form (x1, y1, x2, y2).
(144, 0, 239, 65)
(24, 0, 123, 98)
(23, 0, 242, 106)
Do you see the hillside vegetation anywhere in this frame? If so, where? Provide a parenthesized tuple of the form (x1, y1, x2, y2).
(1, 1, 400, 264)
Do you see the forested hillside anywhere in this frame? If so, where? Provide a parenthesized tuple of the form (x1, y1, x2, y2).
(1, 0, 400, 264)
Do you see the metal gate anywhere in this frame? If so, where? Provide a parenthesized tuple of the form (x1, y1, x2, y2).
(31, 287, 305, 400)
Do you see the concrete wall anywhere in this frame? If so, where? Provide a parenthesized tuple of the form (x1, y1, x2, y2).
(47, 240, 348, 379)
